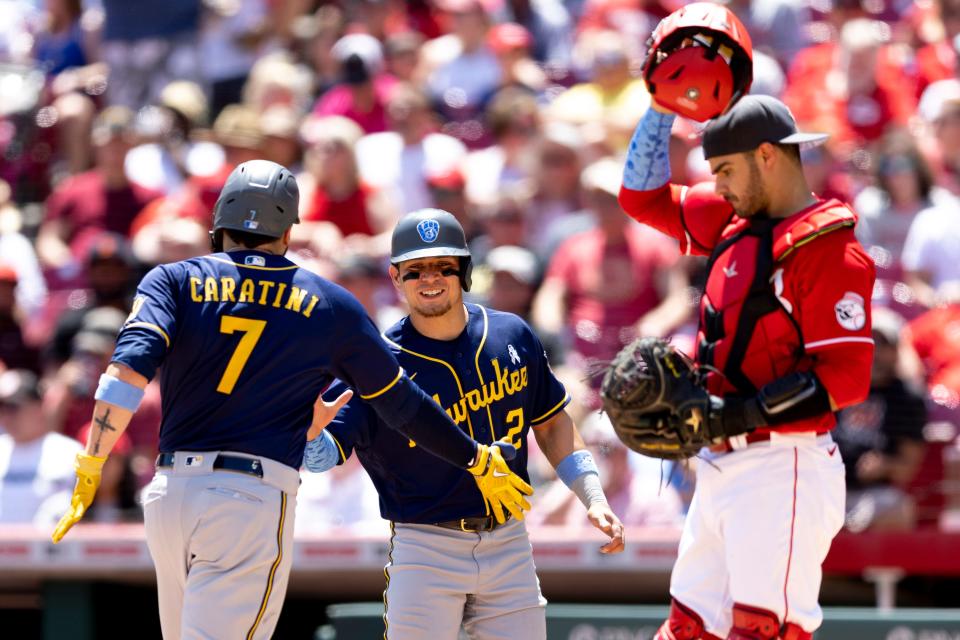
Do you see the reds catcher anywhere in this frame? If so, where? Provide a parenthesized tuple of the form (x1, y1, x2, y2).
(612, 5, 877, 638)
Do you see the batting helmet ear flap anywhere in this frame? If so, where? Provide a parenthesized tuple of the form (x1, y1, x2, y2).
(460, 256, 473, 292)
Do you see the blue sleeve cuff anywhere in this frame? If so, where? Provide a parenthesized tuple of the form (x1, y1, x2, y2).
(303, 430, 340, 472)
(623, 108, 676, 191)
(556, 449, 599, 488)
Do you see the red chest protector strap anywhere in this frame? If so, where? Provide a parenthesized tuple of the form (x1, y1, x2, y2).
(699, 204, 854, 395)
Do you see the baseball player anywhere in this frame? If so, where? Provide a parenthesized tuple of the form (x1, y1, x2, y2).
(49, 161, 533, 640)
(303, 209, 626, 640)
(619, 95, 876, 638)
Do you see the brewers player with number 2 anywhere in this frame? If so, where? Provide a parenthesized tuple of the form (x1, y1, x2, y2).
(304, 209, 625, 640)
(49, 161, 533, 640)
(617, 7, 876, 636)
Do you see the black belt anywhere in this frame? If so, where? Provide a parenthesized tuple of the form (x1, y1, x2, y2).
(156, 452, 264, 479)
(433, 514, 510, 533)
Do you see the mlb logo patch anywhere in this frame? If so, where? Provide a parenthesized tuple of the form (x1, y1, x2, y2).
(245, 255, 266, 266)
(243, 219, 260, 230)
(417, 219, 440, 243)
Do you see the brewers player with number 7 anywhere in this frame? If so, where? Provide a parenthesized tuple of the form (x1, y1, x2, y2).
(614, 4, 876, 638)
(304, 209, 625, 639)
(49, 160, 533, 640)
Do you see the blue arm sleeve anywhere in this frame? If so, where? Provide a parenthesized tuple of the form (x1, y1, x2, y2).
(623, 108, 676, 191)
(303, 430, 340, 472)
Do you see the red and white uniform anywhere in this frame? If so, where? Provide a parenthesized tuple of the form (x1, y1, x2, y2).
(619, 181, 876, 637)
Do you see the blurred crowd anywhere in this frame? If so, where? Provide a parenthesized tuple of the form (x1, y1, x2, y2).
(1, 0, 960, 538)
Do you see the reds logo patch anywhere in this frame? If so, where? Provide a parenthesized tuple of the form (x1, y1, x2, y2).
(417, 219, 440, 243)
(835, 292, 866, 331)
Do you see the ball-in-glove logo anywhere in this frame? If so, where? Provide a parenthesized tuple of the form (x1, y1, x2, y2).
(835, 291, 866, 331)
(417, 219, 440, 243)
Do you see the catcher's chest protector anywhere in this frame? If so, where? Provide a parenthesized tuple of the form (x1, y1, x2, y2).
(697, 201, 856, 396)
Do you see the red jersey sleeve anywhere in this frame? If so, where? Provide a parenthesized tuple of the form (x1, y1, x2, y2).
(618, 181, 734, 257)
(787, 229, 877, 409)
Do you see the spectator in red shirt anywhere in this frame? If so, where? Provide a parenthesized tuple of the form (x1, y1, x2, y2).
(298, 115, 396, 257)
(36, 107, 162, 274)
(783, 18, 917, 151)
(532, 157, 689, 394)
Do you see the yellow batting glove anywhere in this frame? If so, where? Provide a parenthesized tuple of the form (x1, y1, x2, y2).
(467, 444, 534, 524)
(51, 453, 107, 543)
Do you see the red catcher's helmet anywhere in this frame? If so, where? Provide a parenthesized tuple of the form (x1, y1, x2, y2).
(642, 2, 753, 122)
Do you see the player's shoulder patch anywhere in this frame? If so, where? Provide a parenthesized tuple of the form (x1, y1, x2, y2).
(834, 291, 867, 331)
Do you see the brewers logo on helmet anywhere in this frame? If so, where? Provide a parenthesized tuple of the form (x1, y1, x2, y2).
(642, 2, 753, 122)
(391, 209, 473, 291)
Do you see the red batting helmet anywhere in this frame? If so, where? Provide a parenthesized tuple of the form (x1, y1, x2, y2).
(642, 2, 753, 122)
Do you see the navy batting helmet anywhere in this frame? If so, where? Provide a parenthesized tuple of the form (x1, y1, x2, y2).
(211, 160, 300, 250)
(390, 208, 472, 291)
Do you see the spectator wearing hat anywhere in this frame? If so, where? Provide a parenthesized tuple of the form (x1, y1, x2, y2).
(834, 308, 928, 531)
(36, 107, 162, 274)
(532, 157, 690, 400)
(260, 104, 305, 171)
(356, 83, 468, 214)
(314, 33, 400, 134)
(0, 369, 83, 525)
(476, 245, 541, 323)
(0, 264, 38, 373)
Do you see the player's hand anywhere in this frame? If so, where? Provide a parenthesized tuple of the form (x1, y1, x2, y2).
(51, 453, 107, 543)
(307, 389, 353, 441)
(467, 443, 534, 524)
(587, 502, 625, 554)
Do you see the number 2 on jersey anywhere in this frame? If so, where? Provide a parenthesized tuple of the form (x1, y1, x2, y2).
(217, 315, 266, 394)
(504, 408, 524, 450)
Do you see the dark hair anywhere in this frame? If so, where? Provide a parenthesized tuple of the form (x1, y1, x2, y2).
(223, 228, 279, 249)
(874, 131, 934, 202)
(773, 143, 802, 165)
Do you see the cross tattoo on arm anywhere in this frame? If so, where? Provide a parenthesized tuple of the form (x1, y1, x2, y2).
(92, 408, 117, 456)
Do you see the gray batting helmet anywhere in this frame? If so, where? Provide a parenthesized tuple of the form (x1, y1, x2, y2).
(212, 160, 300, 240)
(390, 208, 472, 291)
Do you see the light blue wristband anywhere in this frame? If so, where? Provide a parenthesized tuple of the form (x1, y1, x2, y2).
(623, 108, 676, 191)
(94, 374, 145, 412)
(303, 430, 340, 472)
(556, 449, 599, 487)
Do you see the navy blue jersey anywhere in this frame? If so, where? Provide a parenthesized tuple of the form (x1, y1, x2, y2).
(326, 304, 569, 523)
(111, 250, 405, 469)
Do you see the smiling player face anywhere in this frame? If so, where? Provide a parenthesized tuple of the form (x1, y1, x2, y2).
(391, 256, 463, 318)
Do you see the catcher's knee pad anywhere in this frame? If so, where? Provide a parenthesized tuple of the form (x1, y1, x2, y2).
(727, 604, 811, 639)
(654, 599, 705, 640)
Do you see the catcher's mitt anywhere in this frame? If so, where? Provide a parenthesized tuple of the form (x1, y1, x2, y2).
(600, 337, 720, 460)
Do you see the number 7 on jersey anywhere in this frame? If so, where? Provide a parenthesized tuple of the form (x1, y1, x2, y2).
(217, 315, 266, 394)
